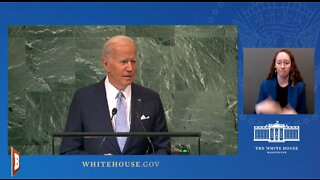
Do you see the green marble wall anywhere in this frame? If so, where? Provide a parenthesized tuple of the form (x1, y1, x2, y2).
(8, 26, 238, 155)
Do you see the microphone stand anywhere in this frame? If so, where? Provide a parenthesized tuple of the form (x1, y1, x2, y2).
(98, 108, 117, 155)
(137, 113, 155, 154)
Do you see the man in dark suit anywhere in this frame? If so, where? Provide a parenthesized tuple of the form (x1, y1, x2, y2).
(60, 35, 171, 155)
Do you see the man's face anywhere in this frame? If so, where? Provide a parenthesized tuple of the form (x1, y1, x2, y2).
(103, 42, 137, 90)
(275, 52, 291, 79)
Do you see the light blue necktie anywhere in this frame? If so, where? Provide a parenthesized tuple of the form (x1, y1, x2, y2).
(115, 91, 128, 152)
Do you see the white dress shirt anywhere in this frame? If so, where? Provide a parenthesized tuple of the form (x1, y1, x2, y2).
(105, 76, 131, 131)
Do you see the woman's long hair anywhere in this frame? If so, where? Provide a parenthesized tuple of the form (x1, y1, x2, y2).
(267, 49, 304, 86)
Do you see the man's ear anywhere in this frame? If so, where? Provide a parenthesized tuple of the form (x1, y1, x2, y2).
(102, 57, 110, 72)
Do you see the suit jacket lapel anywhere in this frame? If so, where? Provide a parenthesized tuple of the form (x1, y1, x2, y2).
(287, 83, 297, 109)
(123, 83, 143, 153)
(94, 78, 121, 153)
(270, 78, 277, 100)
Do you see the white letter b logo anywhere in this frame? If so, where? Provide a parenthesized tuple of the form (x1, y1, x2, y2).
(11, 147, 20, 176)
(14, 153, 20, 170)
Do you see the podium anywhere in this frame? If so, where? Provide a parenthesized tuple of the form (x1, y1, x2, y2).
(52, 132, 201, 155)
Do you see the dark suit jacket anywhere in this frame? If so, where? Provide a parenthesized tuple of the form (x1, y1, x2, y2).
(60, 78, 171, 155)
(255, 78, 307, 114)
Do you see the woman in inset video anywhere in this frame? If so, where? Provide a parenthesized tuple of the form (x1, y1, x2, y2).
(254, 49, 307, 114)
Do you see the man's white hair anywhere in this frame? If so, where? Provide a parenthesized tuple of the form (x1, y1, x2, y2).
(102, 35, 135, 59)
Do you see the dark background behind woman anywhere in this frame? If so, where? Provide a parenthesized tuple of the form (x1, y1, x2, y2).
(244, 48, 314, 114)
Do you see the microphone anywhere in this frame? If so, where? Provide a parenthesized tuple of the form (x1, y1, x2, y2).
(111, 108, 118, 119)
(137, 113, 155, 154)
(98, 108, 117, 155)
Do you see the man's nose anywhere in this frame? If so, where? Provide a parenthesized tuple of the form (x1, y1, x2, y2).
(126, 62, 133, 71)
